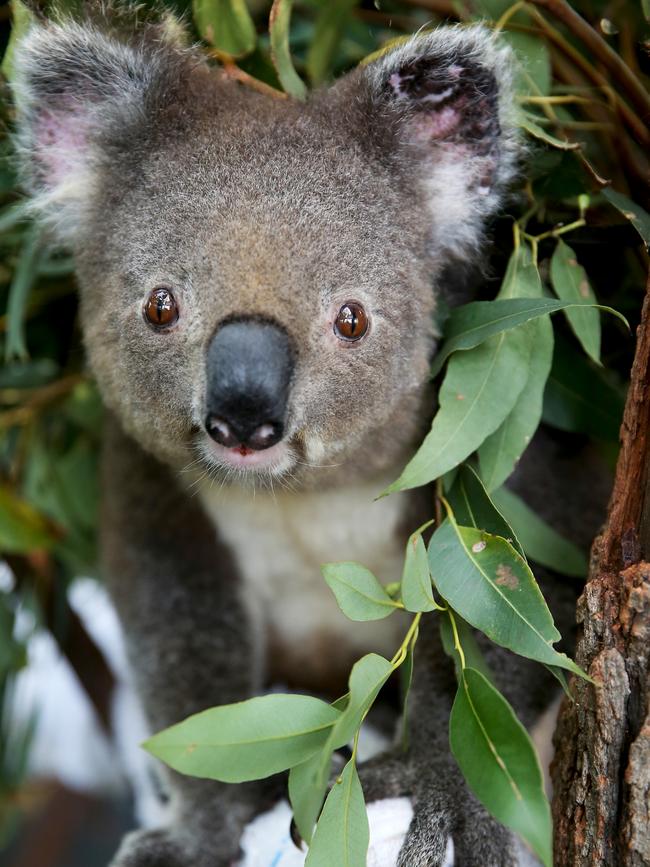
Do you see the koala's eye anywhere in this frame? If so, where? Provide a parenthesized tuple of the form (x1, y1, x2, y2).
(144, 288, 179, 329)
(334, 302, 368, 342)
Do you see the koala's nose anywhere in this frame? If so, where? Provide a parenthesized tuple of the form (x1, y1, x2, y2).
(205, 319, 293, 452)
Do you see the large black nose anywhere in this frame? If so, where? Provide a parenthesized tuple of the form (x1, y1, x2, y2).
(205, 319, 293, 451)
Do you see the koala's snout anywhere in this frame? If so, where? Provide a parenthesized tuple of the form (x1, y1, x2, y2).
(205, 319, 294, 452)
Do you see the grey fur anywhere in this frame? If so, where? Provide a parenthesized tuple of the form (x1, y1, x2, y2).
(11, 12, 590, 867)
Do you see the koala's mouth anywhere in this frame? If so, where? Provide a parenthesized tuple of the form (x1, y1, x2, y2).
(203, 437, 294, 474)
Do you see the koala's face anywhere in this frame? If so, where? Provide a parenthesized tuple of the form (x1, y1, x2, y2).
(13, 19, 516, 486)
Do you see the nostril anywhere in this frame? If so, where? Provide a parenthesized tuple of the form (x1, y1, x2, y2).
(248, 422, 283, 451)
(205, 415, 240, 448)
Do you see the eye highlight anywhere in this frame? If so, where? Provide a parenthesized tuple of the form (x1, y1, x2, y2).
(144, 288, 179, 329)
(334, 302, 368, 342)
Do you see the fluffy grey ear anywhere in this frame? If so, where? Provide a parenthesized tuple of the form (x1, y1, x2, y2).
(11, 18, 196, 242)
(350, 26, 519, 260)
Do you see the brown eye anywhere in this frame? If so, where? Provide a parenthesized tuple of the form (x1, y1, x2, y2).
(334, 302, 368, 342)
(144, 288, 179, 329)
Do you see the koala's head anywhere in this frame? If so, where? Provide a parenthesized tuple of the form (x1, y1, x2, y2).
(12, 14, 517, 487)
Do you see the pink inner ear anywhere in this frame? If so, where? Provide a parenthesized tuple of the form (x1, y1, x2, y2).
(34, 108, 91, 190)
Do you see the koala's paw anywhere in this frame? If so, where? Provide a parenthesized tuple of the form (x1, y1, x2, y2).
(109, 827, 237, 867)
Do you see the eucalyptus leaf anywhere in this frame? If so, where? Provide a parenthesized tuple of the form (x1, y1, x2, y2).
(542, 334, 625, 442)
(144, 694, 340, 782)
(2, 0, 34, 81)
(447, 464, 524, 558)
(295, 652, 393, 842)
(289, 751, 328, 845)
(519, 114, 579, 151)
(0, 488, 57, 554)
(479, 246, 553, 491)
(270, 0, 308, 98)
(430, 296, 621, 379)
(306, 0, 359, 84)
(492, 486, 588, 578)
(322, 562, 399, 621)
(386, 326, 531, 494)
(440, 611, 494, 685)
(602, 188, 650, 248)
(551, 240, 601, 364)
(428, 513, 584, 676)
(5, 224, 42, 362)
(305, 759, 369, 867)
(450, 668, 552, 867)
(401, 522, 437, 612)
(193, 0, 256, 56)
(503, 32, 551, 96)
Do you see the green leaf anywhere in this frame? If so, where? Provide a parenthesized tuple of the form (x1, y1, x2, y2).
(450, 668, 552, 867)
(270, 0, 307, 99)
(400, 637, 416, 749)
(193, 0, 256, 56)
(144, 694, 340, 782)
(440, 611, 495, 685)
(542, 334, 625, 442)
(0, 488, 57, 554)
(428, 511, 584, 676)
(503, 32, 551, 96)
(550, 240, 601, 364)
(491, 486, 588, 578)
(401, 521, 437, 612)
(387, 327, 532, 494)
(478, 247, 554, 491)
(289, 752, 328, 845)
(602, 188, 650, 248)
(5, 224, 42, 362)
(322, 562, 399, 621)
(305, 759, 369, 867)
(519, 114, 580, 150)
(293, 652, 393, 842)
(430, 296, 621, 379)
(306, 0, 359, 84)
(447, 465, 524, 558)
(2, 1, 34, 81)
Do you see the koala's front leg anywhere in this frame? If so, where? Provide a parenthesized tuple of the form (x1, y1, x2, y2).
(102, 419, 275, 867)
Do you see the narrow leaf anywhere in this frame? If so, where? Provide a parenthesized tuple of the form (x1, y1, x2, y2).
(305, 759, 369, 867)
(428, 513, 585, 676)
(387, 328, 532, 494)
(450, 668, 552, 867)
(447, 465, 524, 558)
(551, 240, 601, 364)
(270, 0, 307, 99)
(0, 488, 57, 553)
(5, 224, 41, 362)
(144, 694, 339, 782)
(492, 486, 588, 578)
(519, 114, 579, 150)
(193, 0, 257, 56)
(602, 187, 650, 248)
(401, 521, 437, 612)
(289, 751, 328, 845)
(479, 246, 553, 490)
(306, 0, 359, 84)
(431, 296, 622, 379)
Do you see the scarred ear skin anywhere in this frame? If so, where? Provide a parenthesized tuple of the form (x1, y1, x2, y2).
(332, 26, 519, 261)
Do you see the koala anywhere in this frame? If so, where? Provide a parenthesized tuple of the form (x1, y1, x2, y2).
(11, 9, 606, 866)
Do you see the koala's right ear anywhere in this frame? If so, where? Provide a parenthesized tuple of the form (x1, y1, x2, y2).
(11, 18, 199, 242)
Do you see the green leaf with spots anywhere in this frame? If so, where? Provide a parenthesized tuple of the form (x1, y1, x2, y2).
(450, 668, 552, 867)
(428, 510, 585, 676)
(305, 759, 369, 867)
(144, 694, 340, 782)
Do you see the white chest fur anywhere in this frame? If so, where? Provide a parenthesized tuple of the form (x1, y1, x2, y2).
(198, 478, 409, 682)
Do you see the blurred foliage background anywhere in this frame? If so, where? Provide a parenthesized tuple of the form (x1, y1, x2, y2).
(0, 0, 648, 855)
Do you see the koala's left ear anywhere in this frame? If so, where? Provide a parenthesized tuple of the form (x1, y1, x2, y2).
(333, 26, 519, 260)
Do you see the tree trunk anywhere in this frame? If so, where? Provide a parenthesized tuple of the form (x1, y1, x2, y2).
(551, 275, 650, 866)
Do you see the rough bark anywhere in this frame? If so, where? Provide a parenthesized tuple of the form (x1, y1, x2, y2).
(551, 276, 650, 866)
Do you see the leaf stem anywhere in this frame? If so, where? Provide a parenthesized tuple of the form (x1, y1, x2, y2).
(447, 608, 467, 670)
